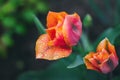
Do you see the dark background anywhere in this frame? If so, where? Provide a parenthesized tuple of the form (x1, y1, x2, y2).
(0, 0, 120, 80)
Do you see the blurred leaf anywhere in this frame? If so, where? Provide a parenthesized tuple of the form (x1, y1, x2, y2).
(2, 17, 16, 28)
(104, 0, 111, 12)
(81, 32, 93, 52)
(17, 59, 106, 80)
(33, 15, 46, 34)
(1, 2, 16, 14)
(89, 0, 109, 24)
(15, 25, 26, 35)
(23, 10, 33, 21)
(29, 0, 37, 4)
(94, 24, 120, 47)
(114, 0, 120, 25)
(1, 33, 14, 47)
(18, 60, 86, 80)
(114, 35, 120, 46)
(86, 70, 107, 80)
(83, 14, 92, 28)
(36, 2, 49, 13)
(67, 55, 84, 68)
(0, 45, 7, 58)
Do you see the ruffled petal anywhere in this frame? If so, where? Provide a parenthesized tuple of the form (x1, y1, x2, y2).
(35, 34, 72, 60)
(84, 52, 100, 72)
(47, 11, 68, 28)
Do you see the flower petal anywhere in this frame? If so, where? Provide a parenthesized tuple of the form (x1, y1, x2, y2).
(84, 52, 100, 72)
(84, 38, 119, 74)
(97, 38, 118, 60)
(99, 49, 118, 74)
(35, 34, 72, 60)
(108, 40, 118, 60)
(97, 38, 108, 52)
(46, 27, 56, 40)
(63, 13, 82, 46)
(84, 58, 100, 72)
(47, 11, 68, 28)
(35, 34, 50, 59)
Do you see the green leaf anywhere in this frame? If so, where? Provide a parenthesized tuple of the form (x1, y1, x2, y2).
(33, 14, 46, 34)
(17, 60, 86, 80)
(2, 17, 16, 28)
(23, 10, 33, 22)
(36, 2, 49, 13)
(81, 32, 93, 52)
(88, 0, 109, 24)
(94, 24, 120, 46)
(1, 33, 14, 47)
(67, 55, 84, 68)
(1, 2, 16, 14)
(15, 25, 26, 35)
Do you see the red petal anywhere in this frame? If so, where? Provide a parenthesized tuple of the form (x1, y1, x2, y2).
(46, 27, 56, 40)
(63, 13, 82, 46)
(99, 53, 118, 74)
(35, 34, 72, 60)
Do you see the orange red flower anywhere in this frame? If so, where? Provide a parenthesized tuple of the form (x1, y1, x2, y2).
(84, 38, 119, 74)
(35, 11, 82, 60)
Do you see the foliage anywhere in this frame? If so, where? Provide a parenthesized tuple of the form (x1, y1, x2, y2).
(18, 9, 120, 80)
(1, 0, 120, 80)
(18, 59, 107, 80)
(0, 0, 49, 58)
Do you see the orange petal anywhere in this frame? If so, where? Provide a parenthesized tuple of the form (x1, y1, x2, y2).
(95, 49, 109, 63)
(97, 38, 108, 52)
(47, 11, 68, 28)
(84, 58, 100, 72)
(35, 34, 50, 59)
(84, 52, 100, 72)
(35, 34, 72, 60)
(84, 52, 95, 59)
(40, 46, 72, 60)
(108, 40, 118, 60)
(97, 38, 118, 60)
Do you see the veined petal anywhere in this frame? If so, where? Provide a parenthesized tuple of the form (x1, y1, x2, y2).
(84, 52, 100, 72)
(40, 46, 72, 60)
(35, 34, 72, 60)
(63, 13, 82, 46)
(35, 34, 50, 59)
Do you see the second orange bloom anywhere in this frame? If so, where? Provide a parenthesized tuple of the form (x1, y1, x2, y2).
(84, 38, 119, 74)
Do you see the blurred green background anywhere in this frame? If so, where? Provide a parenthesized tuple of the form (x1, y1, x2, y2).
(0, 0, 120, 80)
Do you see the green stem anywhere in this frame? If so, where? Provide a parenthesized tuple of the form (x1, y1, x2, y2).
(33, 14, 46, 34)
